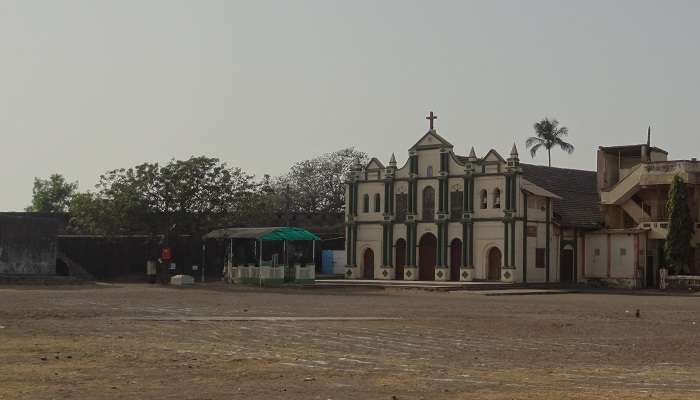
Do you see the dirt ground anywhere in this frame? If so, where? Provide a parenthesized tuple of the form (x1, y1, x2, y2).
(1, 283, 699, 400)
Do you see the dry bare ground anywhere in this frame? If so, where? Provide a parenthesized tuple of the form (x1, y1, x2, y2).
(1, 283, 699, 399)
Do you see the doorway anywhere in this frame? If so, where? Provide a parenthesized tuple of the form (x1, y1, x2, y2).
(487, 247, 502, 281)
(395, 239, 406, 280)
(560, 248, 574, 283)
(362, 248, 374, 279)
(450, 238, 462, 281)
(418, 233, 437, 281)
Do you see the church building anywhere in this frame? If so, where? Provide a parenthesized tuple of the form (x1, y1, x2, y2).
(344, 112, 600, 284)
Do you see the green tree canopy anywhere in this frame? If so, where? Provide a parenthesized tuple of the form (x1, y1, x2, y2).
(525, 118, 574, 167)
(26, 174, 78, 213)
(665, 175, 694, 274)
(277, 148, 368, 215)
(69, 156, 257, 235)
(64, 149, 366, 235)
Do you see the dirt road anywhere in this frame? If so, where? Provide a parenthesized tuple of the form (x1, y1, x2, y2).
(1, 283, 699, 399)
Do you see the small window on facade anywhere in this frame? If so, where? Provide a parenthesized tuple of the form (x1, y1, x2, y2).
(374, 193, 381, 213)
(536, 248, 545, 268)
(422, 186, 435, 221)
(619, 248, 627, 256)
(363, 194, 370, 213)
(594, 248, 601, 256)
(450, 191, 463, 220)
(493, 189, 501, 209)
(395, 193, 408, 222)
(426, 166, 433, 177)
(480, 190, 488, 209)
(527, 226, 537, 237)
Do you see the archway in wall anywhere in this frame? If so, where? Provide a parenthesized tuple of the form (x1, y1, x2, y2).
(395, 239, 406, 280)
(487, 247, 502, 281)
(418, 233, 437, 281)
(362, 248, 374, 279)
(450, 238, 462, 281)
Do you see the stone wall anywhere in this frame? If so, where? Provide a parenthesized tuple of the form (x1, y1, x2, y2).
(0, 213, 63, 275)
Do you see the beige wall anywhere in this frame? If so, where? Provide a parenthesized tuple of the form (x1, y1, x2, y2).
(582, 231, 646, 283)
(355, 181, 384, 222)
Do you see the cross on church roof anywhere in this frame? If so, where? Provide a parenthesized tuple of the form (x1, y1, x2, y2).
(426, 111, 437, 130)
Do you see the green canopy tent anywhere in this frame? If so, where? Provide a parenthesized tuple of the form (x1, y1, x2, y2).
(203, 227, 320, 241)
(203, 227, 320, 283)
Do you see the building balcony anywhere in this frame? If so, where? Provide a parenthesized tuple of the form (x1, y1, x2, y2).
(638, 220, 700, 240)
(601, 160, 700, 205)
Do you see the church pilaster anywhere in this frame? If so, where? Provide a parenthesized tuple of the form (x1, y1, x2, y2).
(501, 144, 520, 283)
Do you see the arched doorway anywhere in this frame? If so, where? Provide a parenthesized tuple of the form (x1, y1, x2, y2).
(363, 248, 374, 279)
(450, 238, 462, 281)
(560, 245, 574, 284)
(419, 233, 437, 281)
(487, 247, 502, 281)
(395, 239, 406, 280)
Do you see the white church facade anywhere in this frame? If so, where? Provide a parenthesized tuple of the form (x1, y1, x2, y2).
(343, 116, 600, 284)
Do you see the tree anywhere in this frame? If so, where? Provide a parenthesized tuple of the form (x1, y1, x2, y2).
(68, 156, 258, 235)
(26, 174, 78, 213)
(526, 118, 574, 167)
(280, 148, 368, 215)
(664, 175, 694, 274)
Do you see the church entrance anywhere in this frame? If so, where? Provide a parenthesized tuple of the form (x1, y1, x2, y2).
(395, 239, 406, 280)
(450, 238, 462, 281)
(487, 247, 502, 281)
(362, 248, 374, 279)
(560, 248, 574, 284)
(419, 233, 437, 281)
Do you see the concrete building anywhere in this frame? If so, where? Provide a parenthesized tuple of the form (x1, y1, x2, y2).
(597, 132, 700, 286)
(344, 118, 698, 288)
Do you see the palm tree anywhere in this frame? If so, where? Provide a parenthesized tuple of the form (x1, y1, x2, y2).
(526, 118, 574, 167)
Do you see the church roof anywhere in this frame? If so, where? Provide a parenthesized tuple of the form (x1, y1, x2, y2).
(521, 179, 561, 199)
(520, 164, 602, 229)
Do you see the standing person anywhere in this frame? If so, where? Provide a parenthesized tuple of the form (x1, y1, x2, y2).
(160, 244, 173, 283)
(146, 260, 157, 284)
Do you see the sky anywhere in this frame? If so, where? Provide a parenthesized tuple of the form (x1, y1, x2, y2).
(2, 0, 700, 211)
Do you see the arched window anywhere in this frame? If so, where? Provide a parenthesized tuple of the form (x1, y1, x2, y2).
(426, 166, 433, 177)
(363, 194, 370, 213)
(493, 189, 501, 209)
(374, 193, 381, 213)
(422, 186, 435, 221)
(480, 190, 488, 209)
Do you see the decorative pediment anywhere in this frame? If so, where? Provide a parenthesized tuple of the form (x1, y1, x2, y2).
(365, 157, 385, 170)
(482, 149, 506, 163)
(410, 130, 453, 151)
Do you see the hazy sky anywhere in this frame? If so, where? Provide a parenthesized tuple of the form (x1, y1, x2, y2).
(2, 0, 700, 210)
